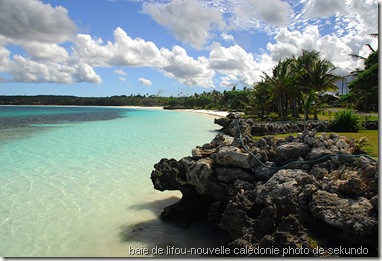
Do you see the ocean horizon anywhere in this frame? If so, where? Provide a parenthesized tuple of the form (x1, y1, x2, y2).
(0, 105, 225, 257)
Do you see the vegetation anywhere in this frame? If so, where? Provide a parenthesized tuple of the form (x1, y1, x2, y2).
(331, 109, 362, 132)
(345, 34, 378, 111)
(347, 50, 378, 111)
(254, 50, 343, 121)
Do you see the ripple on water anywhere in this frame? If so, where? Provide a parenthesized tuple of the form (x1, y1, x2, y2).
(0, 107, 223, 257)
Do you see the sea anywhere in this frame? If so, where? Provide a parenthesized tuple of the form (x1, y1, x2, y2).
(0, 106, 226, 257)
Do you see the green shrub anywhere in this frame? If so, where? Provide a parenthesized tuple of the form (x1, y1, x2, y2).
(331, 109, 362, 132)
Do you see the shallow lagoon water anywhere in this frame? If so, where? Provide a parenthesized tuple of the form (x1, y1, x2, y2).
(0, 106, 224, 257)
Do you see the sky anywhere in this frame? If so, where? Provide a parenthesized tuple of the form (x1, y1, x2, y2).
(0, 0, 379, 97)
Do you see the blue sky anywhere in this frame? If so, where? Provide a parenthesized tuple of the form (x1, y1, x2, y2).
(0, 0, 379, 97)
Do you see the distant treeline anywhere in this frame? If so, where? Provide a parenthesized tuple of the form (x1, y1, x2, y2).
(0, 89, 253, 112)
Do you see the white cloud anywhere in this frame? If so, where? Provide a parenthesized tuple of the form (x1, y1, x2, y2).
(0, 0, 77, 44)
(139, 78, 152, 86)
(160, 45, 215, 87)
(209, 42, 262, 87)
(9, 55, 76, 84)
(264, 25, 358, 76)
(0, 46, 101, 84)
(114, 69, 127, 75)
(22, 42, 69, 63)
(302, 0, 345, 18)
(119, 76, 126, 81)
(229, 0, 290, 31)
(267, 26, 320, 61)
(0, 0, 103, 85)
(73, 27, 163, 67)
(73, 28, 215, 87)
(221, 33, 235, 43)
(0, 46, 11, 72)
(75, 63, 102, 84)
(142, 0, 224, 49)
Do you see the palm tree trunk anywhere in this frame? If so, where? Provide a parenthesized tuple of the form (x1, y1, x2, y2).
(278, 96, 283, 118)
(313, 107, 319, 120)
(283, 94, 288, 119)
(291, 98, 300, 118)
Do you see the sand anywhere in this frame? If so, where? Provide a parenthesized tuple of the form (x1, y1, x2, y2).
(121, 106, 230, 118)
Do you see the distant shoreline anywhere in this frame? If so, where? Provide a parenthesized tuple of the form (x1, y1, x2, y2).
(172, 109, 229, 118)
(119, 106, 229, 118)
(0, 104, 230, 118)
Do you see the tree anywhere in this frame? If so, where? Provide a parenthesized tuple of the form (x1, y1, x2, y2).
(348, 49, 378, 111)
(261, 59, 296, 119)
(302, 91, 317, 121)
(293, 50, 342, 120)
(252, 81, 271, 118)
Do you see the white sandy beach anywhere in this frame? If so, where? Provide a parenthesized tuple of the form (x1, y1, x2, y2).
(173, 109, 229, 117)
(121, 106, 230, 118)
(121, 105, 164, 110)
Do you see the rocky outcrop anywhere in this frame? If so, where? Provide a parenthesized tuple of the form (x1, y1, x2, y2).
(150, 117, 378, 257)
(214, 113, 378, 136)
(215, 115, 333, 136)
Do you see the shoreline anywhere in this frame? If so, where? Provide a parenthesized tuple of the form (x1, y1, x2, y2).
(0, 104, 230, 118)
(171, 109, 229, 118)
(121, 106, 230, 118)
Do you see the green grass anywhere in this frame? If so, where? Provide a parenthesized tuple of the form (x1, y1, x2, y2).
(247, 108, 378, 122)
(254, 130, 378, 158)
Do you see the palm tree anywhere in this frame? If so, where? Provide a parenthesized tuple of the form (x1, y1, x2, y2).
(289, 50, 321, 118)
(302, 91, 317, 122)
(305, 59, 342, 120)
(349, 33, 378, 77)
(261, 59, 296, 120)
(252, 81, 271, 118)
(293, 50, 342, 120)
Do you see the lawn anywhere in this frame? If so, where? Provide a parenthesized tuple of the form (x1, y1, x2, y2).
(251, 108, 378, 122)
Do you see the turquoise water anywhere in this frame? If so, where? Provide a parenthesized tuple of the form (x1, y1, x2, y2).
(0, 106, 223, 257)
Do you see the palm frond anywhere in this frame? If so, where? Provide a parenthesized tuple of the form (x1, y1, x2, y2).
(349, 54, 366, 60)
(365, 43, 375, 53)
(370, 33, 378, 38)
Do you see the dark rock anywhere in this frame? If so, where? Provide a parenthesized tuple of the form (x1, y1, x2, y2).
(276, 142, 311, 161)
(160, 185, 213, 228)
(215, 167, 255, 183)
(151, 158, 187, 191)
(309, 190, 378, 243)
(150, 116, 378, 256)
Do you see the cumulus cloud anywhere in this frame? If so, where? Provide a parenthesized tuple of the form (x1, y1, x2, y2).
(0, 0, 77, 44)
(0, 45, 101, 84)
(160, 45, 215, 87)
(75, 63, 102, 84)
(72, 27, 215, 87)
(22, 42, 69, 62)
(142, 0, 224, 49)
(139, 78, 152, 86)
(0, 0, 104, 85)
(209, 42, 262, 87)
(9, 55, 76, 83)
(265, 25, 357, 76)
(73, 27, 163, 67)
